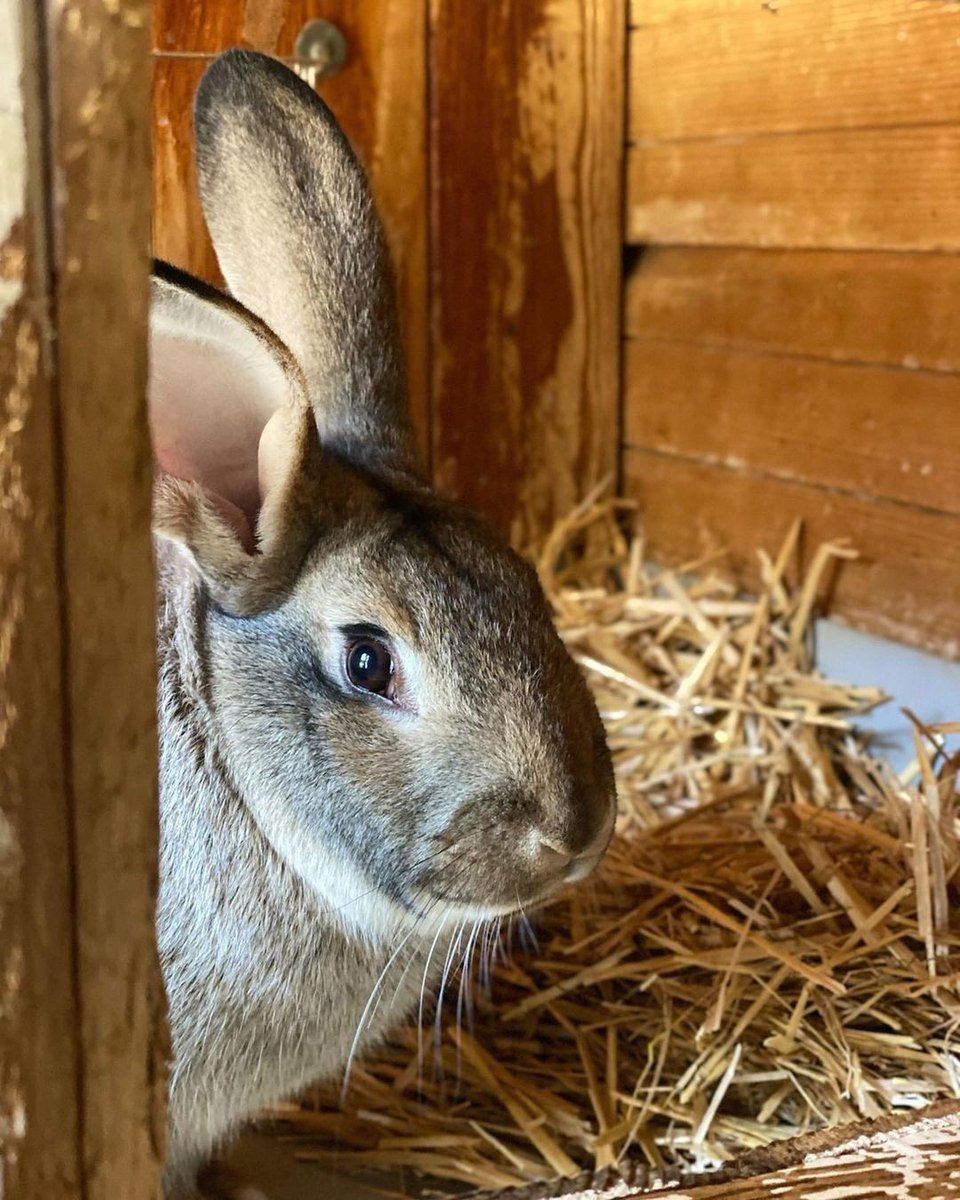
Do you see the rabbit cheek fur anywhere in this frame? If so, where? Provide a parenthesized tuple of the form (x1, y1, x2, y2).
(152, 50, 616, 1199)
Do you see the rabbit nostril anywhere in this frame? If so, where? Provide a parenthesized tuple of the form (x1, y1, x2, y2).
(560, 805, 616, 883)
(537, 837, 574, 872)
(564, 853, 600, 883)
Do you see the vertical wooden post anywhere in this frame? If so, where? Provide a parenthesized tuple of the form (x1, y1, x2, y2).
(430, 0, 626, 545)
(0, 4, 81, 1195)
(0, 1, 164, 1197)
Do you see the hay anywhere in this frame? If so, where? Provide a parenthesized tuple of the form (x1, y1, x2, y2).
(271, 496, 960, 1191)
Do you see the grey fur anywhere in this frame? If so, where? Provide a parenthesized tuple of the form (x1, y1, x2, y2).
(153, 50, 615, 1199)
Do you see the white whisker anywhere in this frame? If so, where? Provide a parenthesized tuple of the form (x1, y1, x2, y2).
(417, 916, 448, 1092)
(341, 919, 422, 1099)
(434, 919, 466, 1070)
(453, 919, 485, 1081)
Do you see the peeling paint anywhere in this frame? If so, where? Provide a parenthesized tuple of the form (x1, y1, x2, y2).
(0, 1092, 26, 1145)
(0, 0, 26, 322)
(0, 811, 18, 881)
(518, 24, 558, 185)
(0, 319, 37, 767)
(78, 87, 103, 126)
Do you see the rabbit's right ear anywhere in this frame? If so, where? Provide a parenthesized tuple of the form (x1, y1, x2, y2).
(149, 263, 322, 613)
(193, 50, 418, 481)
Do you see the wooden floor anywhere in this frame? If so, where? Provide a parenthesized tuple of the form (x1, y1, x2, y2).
(231, 1102, 960, 1199)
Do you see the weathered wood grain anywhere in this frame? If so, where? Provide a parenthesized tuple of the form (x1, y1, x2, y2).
(623, 447, 960, 657)
(153, 59, 218, 281)
(430, 0, 625, 542)
(2, 0, 163, 1198)
(626, 125, 960, 249)
(51, 0, 166, 1197)
(151, 0, 429, 462)
(0, 4, 82, 1196)
(624, 339, 960, 513)
(624, 2, 960, 652)
(153, 0, 372, 54)
(628, 0, 960, 141)
(625, 247, 960, 373)
(546, 1102, 960, 1199)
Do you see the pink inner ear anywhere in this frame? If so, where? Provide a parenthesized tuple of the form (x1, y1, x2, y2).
(149, 279, 295, 549)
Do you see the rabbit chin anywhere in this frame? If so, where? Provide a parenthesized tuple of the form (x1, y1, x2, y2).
(271, 829, 482, 943)
(250, 796, 549, 943)
(300, 846, 530, 943)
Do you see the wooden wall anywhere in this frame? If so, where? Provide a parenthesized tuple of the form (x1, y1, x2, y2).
(154, 2, 960, 654)
(1, 0, 164, 1197)
(624, 1, 960, 656)
(151, 0, 624, 545)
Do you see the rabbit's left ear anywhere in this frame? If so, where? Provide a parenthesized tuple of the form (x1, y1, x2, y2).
(149, 263, 320, 610)
(193, 49, 419, 480)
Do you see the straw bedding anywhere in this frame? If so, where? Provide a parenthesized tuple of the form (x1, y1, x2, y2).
(272, 496, 960, 1192)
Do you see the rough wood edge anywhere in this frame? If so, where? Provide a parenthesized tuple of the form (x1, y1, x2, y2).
(464, 1100, 960, 1200)
(48, 0, 166, 1196)
(429, 0, 625, 542)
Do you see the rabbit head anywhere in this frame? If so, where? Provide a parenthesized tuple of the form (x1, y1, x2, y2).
(150, 50, 615, 939)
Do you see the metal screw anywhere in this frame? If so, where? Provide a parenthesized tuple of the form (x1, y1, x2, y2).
(294, 19, 348, 80)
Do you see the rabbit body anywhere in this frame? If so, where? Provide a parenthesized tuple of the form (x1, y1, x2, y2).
(151, 50, 615, 1199)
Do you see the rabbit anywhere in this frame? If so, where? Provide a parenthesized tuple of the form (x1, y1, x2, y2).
(149, 48, 616, 1200)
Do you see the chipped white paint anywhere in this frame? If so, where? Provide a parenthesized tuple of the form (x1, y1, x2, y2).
(0, 1101, 25, 1142)
(512, 1107, 960, 1200)
(0, 0, 26, 321)
(0, 810, 17, 876)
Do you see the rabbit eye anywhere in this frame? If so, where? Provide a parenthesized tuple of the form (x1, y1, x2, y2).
(345, 639, 395, 699)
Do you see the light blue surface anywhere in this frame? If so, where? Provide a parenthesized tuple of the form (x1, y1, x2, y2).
(815, 619, 959, 771)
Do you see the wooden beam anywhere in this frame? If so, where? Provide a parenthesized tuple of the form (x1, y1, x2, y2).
(531, 1102, 960, 1199)
(625, 248, 960, 373)
(52, 0, 164, 1191)
(0, 2, 81, 1194)
(628, 0, 960, 141)
(430, 0, 625, 543)
(626, 126, 960, 250)
(624, 339, 960, 514)
(0, 0, 164, 1196)
(623, 447, 960, 658)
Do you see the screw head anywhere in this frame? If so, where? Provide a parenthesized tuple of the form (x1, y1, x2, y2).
(294, 19, 348, 78)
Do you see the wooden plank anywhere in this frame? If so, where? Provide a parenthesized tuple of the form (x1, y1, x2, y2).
(628, 1, 960, 141)
(430, 0, 625, 542)
(151, 0, 429, 464)
(0, 2, 82, 1196)
(153, 59, 218, 282)
(624, 339, 960, 514)
(153, 0, 395, 55)
(623, 448, 960, 657)
(575, 1102, 960, 1199)
(631, 0, 960, 28)
(625, 248, 960, 373)
(50, 0, 166, 1198)
(3, 0, 163, 1197)
(626, 126, 960, 249)
(631, 0, 755, 20)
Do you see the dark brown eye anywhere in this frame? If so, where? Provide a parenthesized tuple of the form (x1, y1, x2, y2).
(345, 639, 395, 698)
